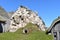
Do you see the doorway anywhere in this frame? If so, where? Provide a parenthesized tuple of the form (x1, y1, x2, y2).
(53, 32, 57, 40)
(0, 23, 3, 33)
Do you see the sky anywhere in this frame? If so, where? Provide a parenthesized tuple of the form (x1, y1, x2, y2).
(0, 0, 60, 27)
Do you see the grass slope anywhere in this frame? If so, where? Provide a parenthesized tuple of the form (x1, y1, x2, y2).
(0, 23, 53, 40)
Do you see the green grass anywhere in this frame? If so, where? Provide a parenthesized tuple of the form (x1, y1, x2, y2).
(0, 23, 53, 40)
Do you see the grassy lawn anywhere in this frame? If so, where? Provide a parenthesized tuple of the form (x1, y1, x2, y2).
(0, 23, 53, 40)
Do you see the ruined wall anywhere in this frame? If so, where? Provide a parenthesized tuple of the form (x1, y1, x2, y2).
(9, 6, 46, 32)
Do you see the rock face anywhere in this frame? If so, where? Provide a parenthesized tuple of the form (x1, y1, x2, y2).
(9, 6, 46, 32)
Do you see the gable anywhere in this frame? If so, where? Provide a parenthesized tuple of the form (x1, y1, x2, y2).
(53, 22, 60, 31)
(47, 17, 60, 33)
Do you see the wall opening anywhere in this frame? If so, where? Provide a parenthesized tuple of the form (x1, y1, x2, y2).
(0, 23, 3, 33)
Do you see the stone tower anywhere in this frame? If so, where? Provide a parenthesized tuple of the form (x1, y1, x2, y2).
(9, 6, 46, 32)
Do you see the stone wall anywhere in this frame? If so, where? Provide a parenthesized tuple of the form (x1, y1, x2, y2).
(9, 6, 46, 32)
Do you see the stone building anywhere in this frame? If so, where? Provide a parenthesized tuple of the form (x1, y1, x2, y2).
(9, 6, 46, 32)
(0, 16, 11, 33)
(0, 6, 11, 33)
(47, 17, 60, 40)
(0, 15, 6, 33)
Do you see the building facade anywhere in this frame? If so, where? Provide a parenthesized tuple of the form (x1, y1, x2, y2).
(47, 17, 60, 40)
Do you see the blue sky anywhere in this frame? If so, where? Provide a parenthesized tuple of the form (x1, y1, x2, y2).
(0, 0, 60, 27)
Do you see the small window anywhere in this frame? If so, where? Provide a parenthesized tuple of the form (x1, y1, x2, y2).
(21, 18, 24, 20)
(16, 23, 19, 24)
(19, 16, 21, 18)
(12, 24, 16, 26)
(28, 13, 30, 14)
(53, 32, 57, 40)
(28, 12, 31, 15)
(53, 32, 57, 37)
(12, 17, 14, 19)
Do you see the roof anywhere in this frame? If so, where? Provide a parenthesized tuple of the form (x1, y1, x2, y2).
(0, 6, 9, 19)
(0, 15, 6, 22)
(47, 16, 60, 33)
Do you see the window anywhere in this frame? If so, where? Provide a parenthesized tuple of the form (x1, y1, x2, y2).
(12, 24, 16, 26)
(12, 17, 14, 19)
(21, 18, 24, 20)
(28, 13, 30, 14)
(53, 32, 57, 40)
(19, 16, 22, 18)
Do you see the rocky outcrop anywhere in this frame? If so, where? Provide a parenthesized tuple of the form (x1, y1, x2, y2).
(9, 6, 46, 32)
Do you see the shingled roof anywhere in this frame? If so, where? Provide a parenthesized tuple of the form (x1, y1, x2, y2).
(47, 16, 60, 33)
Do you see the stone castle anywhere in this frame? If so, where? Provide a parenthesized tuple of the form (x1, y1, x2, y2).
(9, 6, 46, 32)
